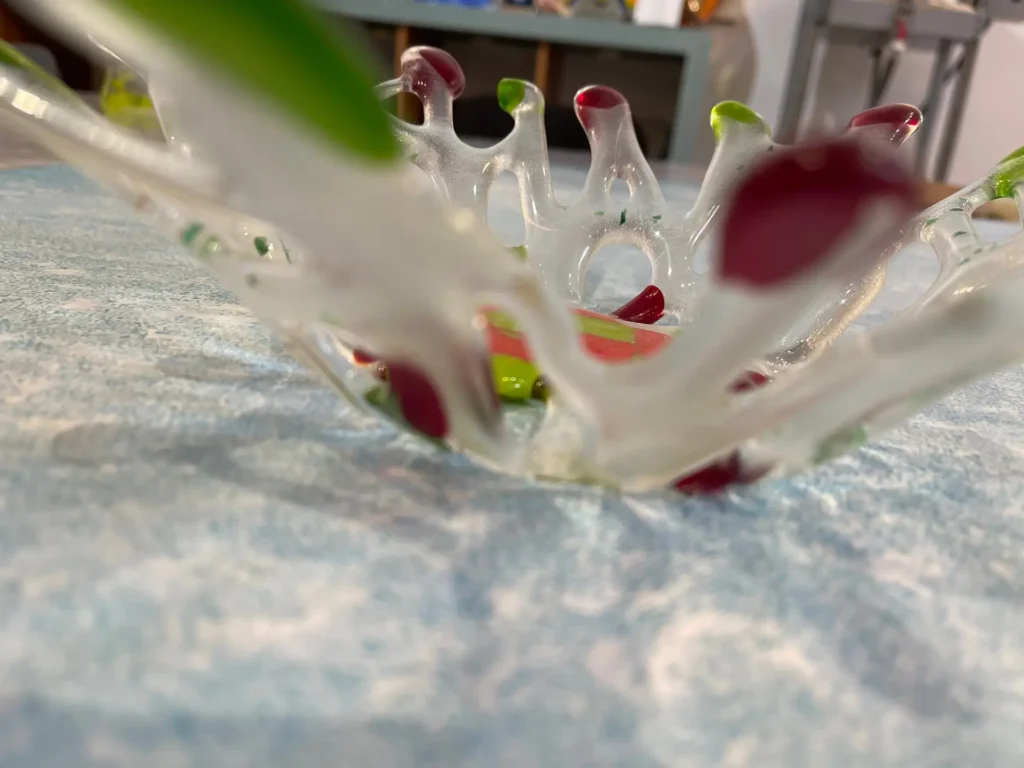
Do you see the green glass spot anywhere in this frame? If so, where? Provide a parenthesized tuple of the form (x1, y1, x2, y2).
(485, 308, 520, 334)
(576, 314, 635, 343)
(497, 78, 527, 115)
(594, 210, 605, 217)
(949, 207, 964, 213)
(710, 100, 768, 141)
(992, 148, 1024, 199)
(180, 222, 202, 245)
(619, 209, 627, 226)
(254, 236, 270, 255)
(245, 273, 259, 287)
(924, 216, 938, 226)
(652, 214, 662, 222)
(491, 354, 540, 402)
(813, 424, 868, 464)
(951, 230, 968, 238)
(199, 235, 220, 259)
(103, 0, 399, 163)
(100, 69, 160, 133)
(364, 385, 389, 410)
(509, 244, 528, 261)
(999, 145, 1024, 165)
(959, 258, 971, 266)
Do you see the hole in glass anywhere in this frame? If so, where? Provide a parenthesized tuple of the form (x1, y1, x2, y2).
(977, 202, 1020, 244)
(609, 178, 631, 206)
(380, 93, 424, 126)
(582, 242, 653, 313)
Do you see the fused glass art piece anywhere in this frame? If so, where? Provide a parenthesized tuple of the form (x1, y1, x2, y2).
(1, 0, 1023, 495)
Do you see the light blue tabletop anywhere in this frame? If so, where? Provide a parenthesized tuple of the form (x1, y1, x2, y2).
(1, 163, 1024, 767)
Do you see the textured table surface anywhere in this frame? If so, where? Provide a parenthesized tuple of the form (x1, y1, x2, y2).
(2, 162, 1024, 768)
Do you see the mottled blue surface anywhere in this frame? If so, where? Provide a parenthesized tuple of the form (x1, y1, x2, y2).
(2, 164, 1024, 767)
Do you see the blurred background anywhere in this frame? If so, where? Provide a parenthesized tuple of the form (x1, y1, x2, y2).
(1, 0, 1022, 186)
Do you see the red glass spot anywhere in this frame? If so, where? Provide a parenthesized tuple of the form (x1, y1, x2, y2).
(729, 370, 771, 393)
(611, 285, 665, 325)
(673, 451, 769, 495)
(846, 104, 922, 145)
(717, 139, 914, 289)
(418, 48, 466, 99)
(575, 85, 627, 111)
(574, 86, 627, 130)
(386, 362, 449, 439)
(486, 323, 531, 362)
(352, 347, 377, 365)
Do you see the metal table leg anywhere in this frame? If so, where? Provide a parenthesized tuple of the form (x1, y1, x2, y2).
(868, 48, 885, 108)
(934, 37, 981, 182)
(777, 0, 829, 143)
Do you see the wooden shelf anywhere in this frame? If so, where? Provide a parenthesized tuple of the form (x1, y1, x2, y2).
(315, 0, 712, 164)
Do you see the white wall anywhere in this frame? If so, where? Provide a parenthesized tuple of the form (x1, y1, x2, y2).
(947, 21, 1024, 181)
(744, 0, 807, 126)
(743, 0, 1024, 182)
